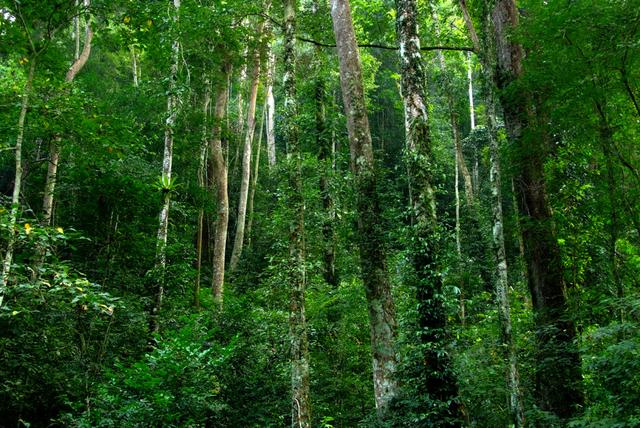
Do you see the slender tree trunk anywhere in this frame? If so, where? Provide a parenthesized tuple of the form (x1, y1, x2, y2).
(458, 1, 527, 423)
(210, 63, 231, 306)
(487, 0, 583, 418)
(284, 1, 311, 426)
(74, 0, 81, 60)
(194, 86, 211, 309)
(595, 102, 623, 305)
(467, 52, 476, 130)
(314, 50, 338, 287)
(229, 21, 264, 272)
(42, 6, 93, 227)
(396, 0, 461, 423)
(487, 85, 526, 427)
(131, 45, 139, 87)
(331, 0, 398, 419)
(431, 8, 474, 207)
(265, 38, 277, 168)
(246, 100, 265, 247)
(151, 0, 180, 334)
(0, 60, 36, 308)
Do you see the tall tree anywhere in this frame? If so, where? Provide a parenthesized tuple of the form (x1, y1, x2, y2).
(330, 0, 398, 419)
(42, 0, 93, 226)
(457, 1, 526, 424)
(283, 0, 311, 426)
(210, 61, 232, 306)
(265, 27, 277, 168)
(151, 0, 181, 334)
(395, 0, 461, 424)
(0, 60, 35, 308)
(229, 16, 265, 272)
(486, 0, 583, 418)
(194, 84, 211, 308)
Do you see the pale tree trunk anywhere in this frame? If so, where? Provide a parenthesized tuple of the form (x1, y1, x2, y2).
(0, 60, 36, 308)
(431, 7, 474, 207)
(467, 52, 476, 130)
(265, 35, 276, 168)
(455, 152, 461, 258)
(42, 2, 93, 227)
(284, 1, 311, 426)
(246, 100, 265, 247)
(232, 33, 249, 177)
(396, 0, 461, 423)
(194, 85, 211, 309)
(487, 87, 526, 428)
(229, 19, 264, 272)
(210, 63, 231, 306)
(331, 0, 398, 419)
(485, 0, 583, 418)
(131, 45, 139, 87)
(457, 1, 526, 424)
(74, 0, 80, 60)
(151, 0, 181, 334)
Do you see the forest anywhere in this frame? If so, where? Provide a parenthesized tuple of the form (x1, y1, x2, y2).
(0, 0, 639, 426)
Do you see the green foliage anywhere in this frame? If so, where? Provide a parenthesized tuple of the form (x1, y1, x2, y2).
(69, 314, 235, 427)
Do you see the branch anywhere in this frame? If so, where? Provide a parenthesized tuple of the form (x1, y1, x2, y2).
(296, 36, 474, 52)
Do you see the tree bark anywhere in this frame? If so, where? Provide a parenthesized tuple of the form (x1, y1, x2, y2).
(330, 0, 398, 419)
(195, 86, 211, 309)
(0, 60, 36, 308)
(210, 63, 231, 306)
(488, 0, 583, 418)
(229, 20, 264, 272)
(396, 0, 461, 423)
(42, 5, 93, 227)
(246, 100, 265, 247)
(467, 52, 476, 131)
(131, 45, 139, 87)
(265, 36, 277, 168)
(151, 0, 180, 334)
(487, 86, 526, 428)
(284, 1, 311, 426)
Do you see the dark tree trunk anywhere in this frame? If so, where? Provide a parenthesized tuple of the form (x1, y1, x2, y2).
(488, 0, 583, 419)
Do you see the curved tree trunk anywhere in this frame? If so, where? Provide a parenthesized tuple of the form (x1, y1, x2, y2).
(42, 2, 93, 227)
(331, 0, 398, 419)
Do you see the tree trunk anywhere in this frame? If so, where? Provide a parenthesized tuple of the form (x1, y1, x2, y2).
(284, 1, 311, 426)
(314, 50, 337, 287)
(467, 52, 476, 131)
(210, 62, 231, 306)
(229, 21, 264, 272)
(42, 7, 93, 227)
(487, 85, 526, 427)
(396, 0, 461, 423)
(0, 60, 36, 308)
(488, 0, 583, 418)
(195, 86, 211, 309)
(246, 100, 265, 247)
(131, 45, 139, 87)
(151, 0, 180, 334)
(265, 37, 277, 168)
(330, 0, 398, 419)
